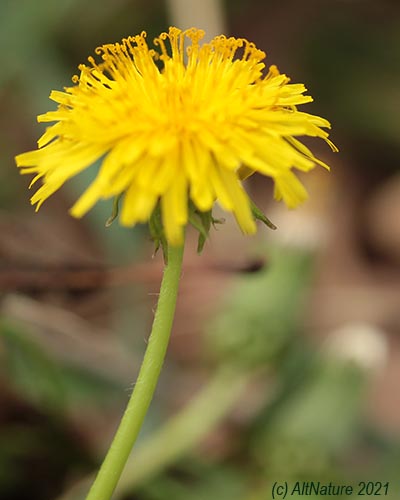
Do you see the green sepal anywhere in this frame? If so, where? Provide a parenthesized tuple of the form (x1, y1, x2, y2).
(149, 203, 168, 263)
(105, 194, 122, 227)
(197, 210, 213, 253)
(211, 216, 225, 228)
(188, 202, 214, 254)
(190, 212, 210, 254)
(250, 199, 277, 230)
(148, 201, 226, 258)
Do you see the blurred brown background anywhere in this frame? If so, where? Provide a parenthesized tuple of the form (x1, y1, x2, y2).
(1, 1, 400, 499)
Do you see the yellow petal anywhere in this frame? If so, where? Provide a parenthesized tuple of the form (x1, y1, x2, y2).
(120, 183, 158, 225)
(274, 171, 308, 208)
(161, 174, 188, 246)
(210, 166, 255, 234)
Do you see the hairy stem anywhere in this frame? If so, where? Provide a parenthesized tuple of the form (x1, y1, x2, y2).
(115, 366, 252, 496)
(86, 243, 184, 500)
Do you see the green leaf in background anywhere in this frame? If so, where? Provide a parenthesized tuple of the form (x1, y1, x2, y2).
(137, 461, 247, 500)
(254, 359, 366, 480)
(207, 248, 313, 368)
(0, 320, 67, 411)
(0, 319, 127, 412)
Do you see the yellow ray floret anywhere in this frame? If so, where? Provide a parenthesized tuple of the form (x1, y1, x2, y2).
(15, 27, 337, 246)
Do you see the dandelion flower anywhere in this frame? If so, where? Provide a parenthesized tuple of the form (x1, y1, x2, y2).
(15, 27, 337, 246)
(14, 27, 338, 500)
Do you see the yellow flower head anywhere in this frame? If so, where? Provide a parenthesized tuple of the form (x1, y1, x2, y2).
(15, 27, 337, 246)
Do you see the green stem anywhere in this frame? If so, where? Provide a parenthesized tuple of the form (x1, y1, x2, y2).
(86, 243, 185, 500)
(115, 366, 252, 496)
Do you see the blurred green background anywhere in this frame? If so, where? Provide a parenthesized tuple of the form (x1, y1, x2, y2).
(1, 1, 400, 499)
